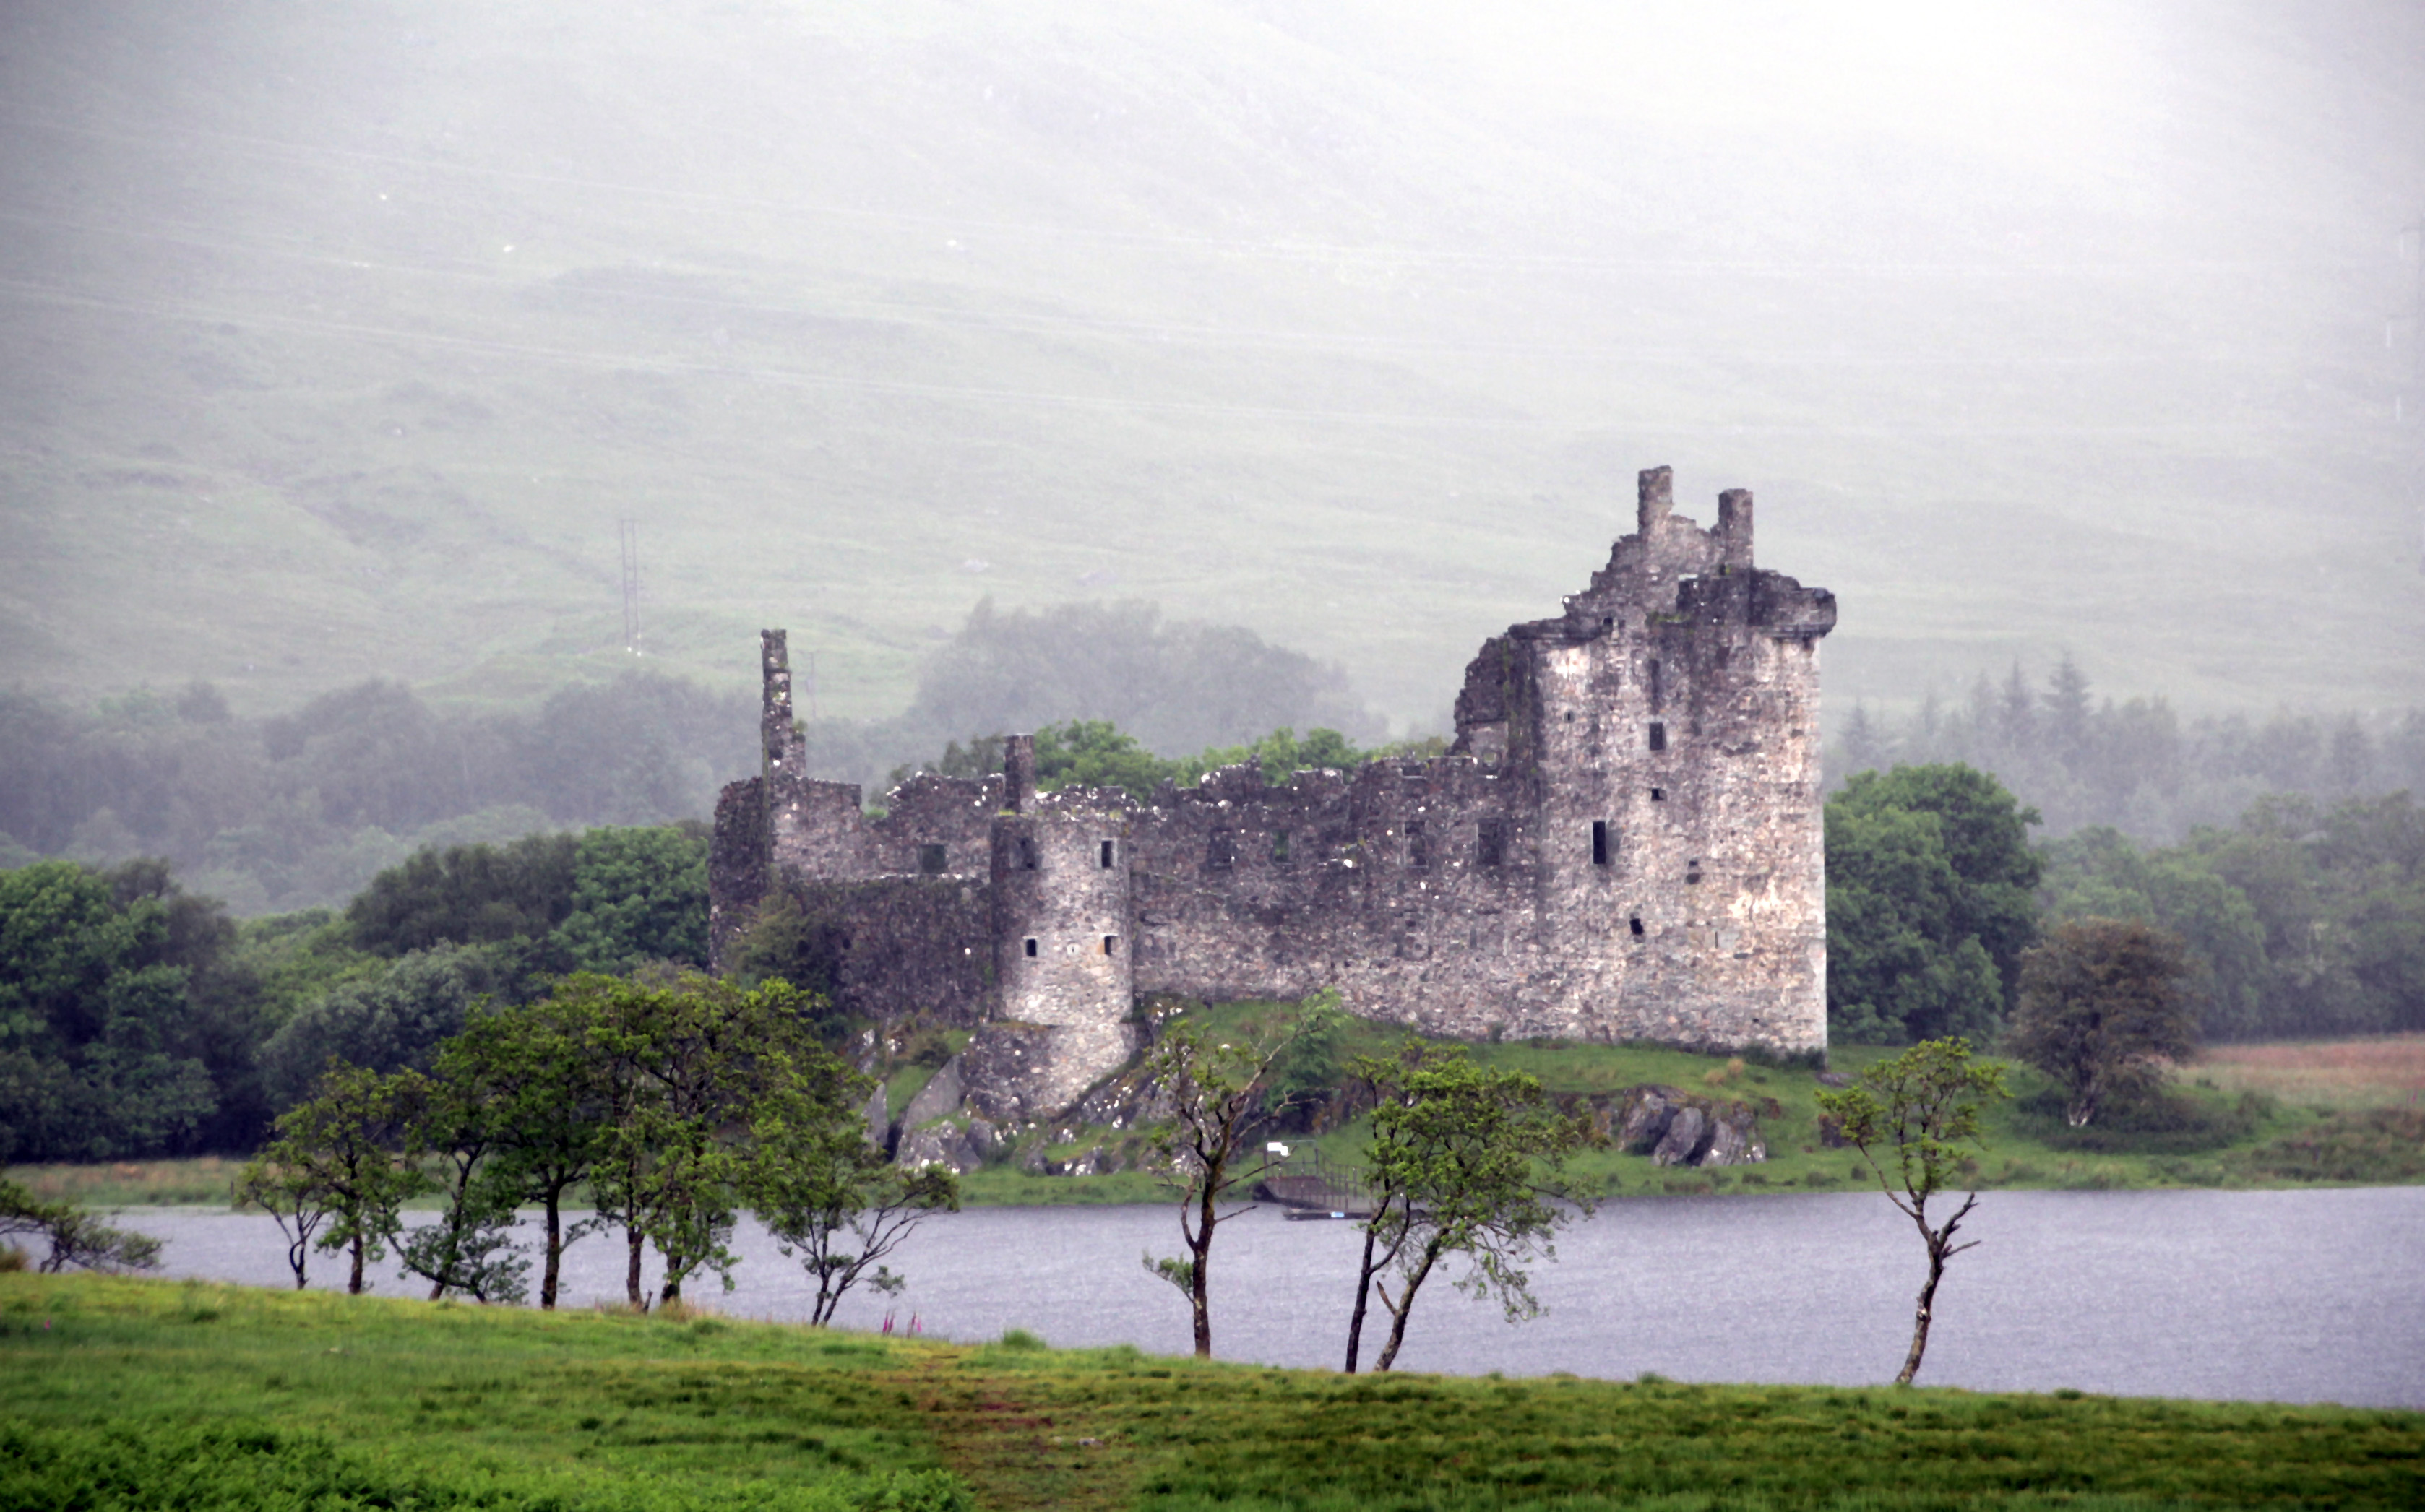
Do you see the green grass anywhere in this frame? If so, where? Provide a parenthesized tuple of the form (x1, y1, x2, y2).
(5, 1156, 246, 1209)
(1132, 1006, 2416, 1199)
(4, 1274, 2419, 1511)
(17, 1029, 2416, 1215)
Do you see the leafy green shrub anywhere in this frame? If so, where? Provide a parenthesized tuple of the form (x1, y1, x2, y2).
(2233, 1107, 2425, 1183)
(997, 1327, 1046, 1352)
(2014, 1085, 2263, 1154)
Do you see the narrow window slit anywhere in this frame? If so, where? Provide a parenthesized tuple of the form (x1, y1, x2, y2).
(1591, 820, 1611, 867)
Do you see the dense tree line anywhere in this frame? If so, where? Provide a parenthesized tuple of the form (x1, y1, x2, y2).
(1827, 761, 2425, 1046)
(0, 673, 753, 916)
(1832, 656, 2425, 842)
(0, 825, 710, 1161)
(0, 599, 1386, 917)
(240, 972, 955, 1313)
(2039, 794, 2425, 1041)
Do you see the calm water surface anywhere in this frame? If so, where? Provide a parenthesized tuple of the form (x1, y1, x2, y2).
(120, 1187, 2425, 1407)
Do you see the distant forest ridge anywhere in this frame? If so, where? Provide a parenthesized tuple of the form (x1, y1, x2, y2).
(3, 606, 2420, 917)
(1827, 656, 2425, 842)
(0, 601, 1380, 915)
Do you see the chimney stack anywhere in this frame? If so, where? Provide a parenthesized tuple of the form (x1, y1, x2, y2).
(1004, 733, 1036, 813)
(1637, 465, 1674, 538)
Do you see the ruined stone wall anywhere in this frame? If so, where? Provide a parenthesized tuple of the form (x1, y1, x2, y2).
(1120, 759, 1542, 1034)
(792, 876, 996, 1029)
(706, 465, 1837, 1116)
(1106, 467, 1833, 1053)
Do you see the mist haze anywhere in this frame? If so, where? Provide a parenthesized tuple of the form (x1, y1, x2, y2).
(3, 0, 2422, 732)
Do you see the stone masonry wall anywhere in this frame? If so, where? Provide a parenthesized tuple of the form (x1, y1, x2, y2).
(707, 467, 1836, 1119)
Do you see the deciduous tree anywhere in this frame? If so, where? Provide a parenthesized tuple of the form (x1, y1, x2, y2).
(1826, 764, 2041, 1043)
(748, 1064, 959, 1326)
(1343, 1040, 1593, 1373)
(1141, 995, 1338, 1358)
(257, 1061, 428, 1294)
(433, 989, 611, 1308)
(398, 1067, 529, 1304)
(1817, 1039, 2010, 1385)
(2009, 917, 2196, 1128)
(232, 1156, 328, 1289)
(585, 972, 833, 1308)
(0, 1175, 161, 1274)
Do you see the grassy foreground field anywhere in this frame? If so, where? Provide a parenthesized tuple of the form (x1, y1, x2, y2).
(3, 1274, 2420, 1512)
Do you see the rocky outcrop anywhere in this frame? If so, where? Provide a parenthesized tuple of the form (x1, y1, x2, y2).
(899, 1058, 964, 1129)
(1597, 1084, 1770, 1167)
(895, 1114, 1006, 1175)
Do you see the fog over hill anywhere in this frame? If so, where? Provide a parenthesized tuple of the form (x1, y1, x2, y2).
(1, 0, 2422, 733)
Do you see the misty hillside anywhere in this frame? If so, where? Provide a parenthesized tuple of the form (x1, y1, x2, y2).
(2, 0, 2422, 731)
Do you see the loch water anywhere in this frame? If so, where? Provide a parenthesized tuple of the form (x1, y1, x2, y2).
(119, 1185, 2425, 1408)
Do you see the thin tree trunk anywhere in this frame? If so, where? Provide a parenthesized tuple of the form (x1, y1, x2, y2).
(348, 1233, 366, 1295)
(540, 1188, 562, 1310)
(1371, 1243, 1441, 1373)
(1343, 1222, 1381, 1373)
(1897, 1243, 1947, 1385)
(626, 1221, 646, 1309)
(1189, 1180, 1217, 1357)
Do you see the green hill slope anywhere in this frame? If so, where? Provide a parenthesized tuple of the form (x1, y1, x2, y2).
(3, 1, 2421, 727)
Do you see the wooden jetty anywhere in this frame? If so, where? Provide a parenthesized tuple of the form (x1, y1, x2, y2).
(1254, 1146, 1375, 1219)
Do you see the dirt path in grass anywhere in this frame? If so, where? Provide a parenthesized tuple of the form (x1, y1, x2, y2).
(881, 1357, 1144, 1512)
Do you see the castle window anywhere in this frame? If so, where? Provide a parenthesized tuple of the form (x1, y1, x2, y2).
(1103, 934, 1118, 955)
(1651, 787, 1665, 802)
(1649, 659, 1663, 712)
(1648, 722, 1667, 751)
(1272, 829, 1292, 864)
(1629, 916, 1645, 937)
(918, 843, 947, 873)
(1477, 818, 1505, 868)
(1407, 819, 1429, 868)
(1017, 837, 1038, 871)
(1591, 821, 1611, 867)
(1207, 831, 1235, 871)
(1687, 860, 1704, 885)
(1022, 937, 1038, 958)
(1099, 839, 1115, 868)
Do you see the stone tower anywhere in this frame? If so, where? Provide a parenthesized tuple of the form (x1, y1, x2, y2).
(707, 464, 1837, 1129)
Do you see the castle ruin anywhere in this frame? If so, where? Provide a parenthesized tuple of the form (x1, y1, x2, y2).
(709, 466, 1837, 1126)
